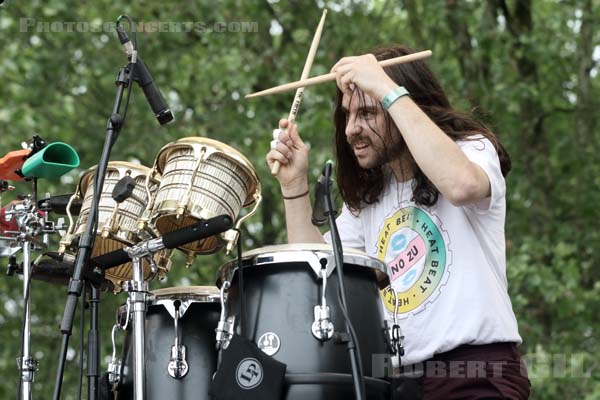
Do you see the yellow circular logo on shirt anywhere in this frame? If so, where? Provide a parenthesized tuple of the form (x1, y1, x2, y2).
(378, 206, 452, 316)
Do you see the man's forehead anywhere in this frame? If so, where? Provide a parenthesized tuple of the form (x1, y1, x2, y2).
(342, 91, 378, 110)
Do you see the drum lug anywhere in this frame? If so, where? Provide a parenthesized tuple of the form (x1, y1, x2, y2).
(384, 320, 405, 365)
(312, 259, 334, 341)
(185, 252, 195, 268)
(222, 229, 239, 255)
(216, 316, 235, 350)
(57, 233, 72, 253)
(108, 324, 123, 389)
(167, 344, 189, 379)
(107, 359, 122, 389)
(215, 281, 235, 350)
(385, 287, 405, 366)
(166, 299, 190, 379)
(225, 191, 262, 255)
(175, 204, 187, 219)
(311, 305, 334, 341)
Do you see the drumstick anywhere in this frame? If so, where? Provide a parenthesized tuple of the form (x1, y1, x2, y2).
(271, 9, 328, 176)
(248, 50, 432, 99)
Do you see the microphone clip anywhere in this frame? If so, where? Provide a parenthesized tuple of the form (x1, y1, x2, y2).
(311, 160, 335, 227)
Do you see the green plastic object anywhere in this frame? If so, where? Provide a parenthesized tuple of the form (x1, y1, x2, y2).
(21, 142, 80, 180)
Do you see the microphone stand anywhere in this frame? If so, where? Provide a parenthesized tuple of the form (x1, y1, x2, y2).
(320, 166, 366, 400)
(52, 63, 133, 400)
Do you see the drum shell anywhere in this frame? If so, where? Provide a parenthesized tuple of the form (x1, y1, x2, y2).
(226, 261, 391, 400)
(150, 137, 260, 255)
(66, 161, 169, 291)
(117, 293, 220, 399)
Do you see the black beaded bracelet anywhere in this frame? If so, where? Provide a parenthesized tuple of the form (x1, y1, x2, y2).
(282, 189, 309, 200)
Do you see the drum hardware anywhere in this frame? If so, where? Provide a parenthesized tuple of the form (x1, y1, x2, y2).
(311, 259, 334, 341)
(101, 214, 232, 400)
(107, 297, 131, 390)
(151, 291, 198, 380)
(5, 194, 51, 400)
(101, 172, 144, 239)
(223, 192, 262, 255)
(57, 190, 80, 254)
(125, 254, 150, 400)
(3, 190, 67, 400)
(215, 280, 235, 350)
(167, 302, 189, 379)
(0, 179, 15, 193)
(107, 323, 123, 390)
(16, 355, 40, 386)
(176, 144, 206, 219)
(384, 289, 404, 367)
(136, 169, 161, 237)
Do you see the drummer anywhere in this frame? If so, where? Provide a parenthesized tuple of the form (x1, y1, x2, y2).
(266, 45, 530, 399)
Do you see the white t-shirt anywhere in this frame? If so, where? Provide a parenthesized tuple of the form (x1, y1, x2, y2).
(324, 137, 522, 366)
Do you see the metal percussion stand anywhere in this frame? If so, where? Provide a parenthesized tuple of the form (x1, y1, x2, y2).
(6, 182, 56, 400)
(90, 214, 232, 400)
(15, 197, 42, 400)
(123, 252, 153, 400)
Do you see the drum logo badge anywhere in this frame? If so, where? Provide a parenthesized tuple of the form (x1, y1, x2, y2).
(257, 332, 281, 356)
(236, 358, 263, 389)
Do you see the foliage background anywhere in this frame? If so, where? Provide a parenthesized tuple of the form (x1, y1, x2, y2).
(0, 0, 598, 398)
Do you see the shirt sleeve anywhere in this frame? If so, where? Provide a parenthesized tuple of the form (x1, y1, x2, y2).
(457, 136, 506, 212)
(323, 203, 365, 251)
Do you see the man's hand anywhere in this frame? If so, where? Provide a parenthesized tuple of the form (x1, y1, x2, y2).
(330, 54, 397, 100)
(266, 119, 310, 197)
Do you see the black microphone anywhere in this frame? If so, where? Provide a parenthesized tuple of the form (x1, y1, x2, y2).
(312, 160, 334, 226)
(38, 194, 82, 215)
(116, 25, 174, 126)
(92, 214, 233, 269)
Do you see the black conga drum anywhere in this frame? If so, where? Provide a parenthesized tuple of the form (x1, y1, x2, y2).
(217, 244, 392, 400)
(116, 286, 221, 399)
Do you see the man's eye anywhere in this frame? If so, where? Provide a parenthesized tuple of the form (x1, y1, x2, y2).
(360, 110, 375, 119)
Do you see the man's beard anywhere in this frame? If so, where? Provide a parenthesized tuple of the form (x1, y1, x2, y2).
(355, 131, 407, 170)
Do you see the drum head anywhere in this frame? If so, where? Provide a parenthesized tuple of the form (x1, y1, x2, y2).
(217, 243, 390, 288)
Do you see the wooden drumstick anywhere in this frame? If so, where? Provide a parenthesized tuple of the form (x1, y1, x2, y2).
(271, 9, 328, 176)
(248, 50, 432, 99)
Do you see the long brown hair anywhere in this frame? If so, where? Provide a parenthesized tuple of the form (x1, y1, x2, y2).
(334, 45, 511, 212)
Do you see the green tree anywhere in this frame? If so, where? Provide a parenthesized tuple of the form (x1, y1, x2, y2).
(0, 0, 598, 398)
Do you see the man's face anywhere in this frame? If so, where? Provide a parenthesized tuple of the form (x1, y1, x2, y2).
(342, 90, 403, 170)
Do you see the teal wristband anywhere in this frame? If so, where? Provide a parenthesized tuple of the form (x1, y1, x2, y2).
(381, 86, 410, 110)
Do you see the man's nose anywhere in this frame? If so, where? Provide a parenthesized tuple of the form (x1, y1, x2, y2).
(345, 116, 362, 140)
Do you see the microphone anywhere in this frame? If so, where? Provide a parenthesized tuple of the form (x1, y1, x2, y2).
(93, 214, 232, 269)
(116, 25, 174, 126)
(311, 160, 334, 226)
(38, 194, 82, 215)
